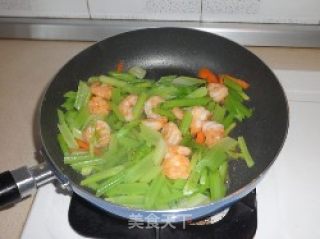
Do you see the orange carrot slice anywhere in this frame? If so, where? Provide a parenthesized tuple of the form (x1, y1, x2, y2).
(198, 68, 219, 83)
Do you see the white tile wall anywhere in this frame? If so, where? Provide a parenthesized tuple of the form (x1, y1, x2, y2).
(0, 0, 319, 24)
(201, 0, 320, 24)
(0, 0, 89, 18)
(88, 0, 201, 21)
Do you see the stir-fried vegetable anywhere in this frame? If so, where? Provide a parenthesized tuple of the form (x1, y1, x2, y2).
(57, 65, 254, 210)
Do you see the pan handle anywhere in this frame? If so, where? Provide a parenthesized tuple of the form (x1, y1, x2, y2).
(0, 163, 55, 208)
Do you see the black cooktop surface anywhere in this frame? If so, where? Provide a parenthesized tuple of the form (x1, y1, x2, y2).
(69, 190, 257, 239)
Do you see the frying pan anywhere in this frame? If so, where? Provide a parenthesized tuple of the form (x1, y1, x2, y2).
(0, 28, 288, 223)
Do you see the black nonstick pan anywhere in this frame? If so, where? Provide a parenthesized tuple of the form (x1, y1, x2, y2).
(0, 28, 288, 223)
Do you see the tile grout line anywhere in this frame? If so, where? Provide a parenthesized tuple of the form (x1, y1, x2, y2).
(86, 0, 92, 19)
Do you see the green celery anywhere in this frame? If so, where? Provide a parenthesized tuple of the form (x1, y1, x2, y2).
(183, 152, 202, 195)
(117, 120, 140, 137)
(74, 81, 91, 111)
(196, 148, 227, 172)
(152, 107, 175, 121)
(96, 172, 127, 197)
(144, 174, 165, 209)
(99, 75, 128, 88)
(179, 111, 192, 135)
(64, 154, 91, 164)
(157, 75, 177, 84)
(209, 171, 226, 200)
(106, 195, 144, 208)
(132, 93, 148, 120)
(186, 87, 208, 98)
(80, 165, 126, 186)
(57, 133, 68, 155)
(224, 122, 236, 136)
(238, 136, 254, 167)
(58, 123, 77, 149)
(108, 71, 136, 82)
(128, 66, 147, 79)
(213, 104, 226, 123)
(106, 183, 149, 197)
(177, 193, 210, 208)
(172, 76, 206, 86)
(151, 137, 167, 165)
(139, 166, 161, 183)
(161, 97, 210, 109)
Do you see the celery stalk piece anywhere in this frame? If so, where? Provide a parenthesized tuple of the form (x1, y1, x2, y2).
(106, 183, 149, 197)
(152, 137, 167, 166)
(74, 81, 91, 111)
(196, 148, 227, 172)
(144, 174, 165, 209)
(153, 107, 175, 121)
(128, 66, 147, 79)
(213, 104, 226, 123)
(224, 122, 236, 136)
(111, 102, 125, 122)
(96, 172, 127, 197)
(108, 71, 137, 82)
(132, 93, 148, 120)
(183, 152, 202, 195)
(238, 136, 254, 167)
(177, 193, 210, 208)
(172, 76, 206, 86)
(209, 170, 226, 200)
(106, 195, 145, 208)
(158, 75, 177, 84)
(161, 97, 210, 109)
(117, 120, 140, 138)
(179, 111, 192, 135)
(57, 109, 65, 125)
(57, 133, 68, 155)
(139, 166, 161, 183)
(80, 165, 125, 186)
(64, 154, 91, 164)
(99, 75, 128, 88)
(58, 123, 77, 149)
(186, 87, 208, 98)
(139, 123, 162, 145)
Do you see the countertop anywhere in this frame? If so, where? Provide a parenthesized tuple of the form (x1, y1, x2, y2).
(0, 39, 319, 239)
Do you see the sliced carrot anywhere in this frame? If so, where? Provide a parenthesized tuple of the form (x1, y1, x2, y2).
(198, 68, 219, 83)
(196, 131, 206, 144)
(224, 74, 250, 89)
(76, 139, 89, 150)
(116, 60, 124, 73)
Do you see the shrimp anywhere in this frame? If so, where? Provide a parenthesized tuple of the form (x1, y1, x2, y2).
(144, 96, 167, 121)
(190, 106, 211, 135)
(90, 83, 112, 100)
(119, 94, 138, 121)
(202, 121, 225, 147)
(162, 122, 182, 145)
(162, 154, 190, 180)
(172, 107, 184, 120)
(166, 145, 191, 157)
(82, 120, 111, 148)
(88, 96, 110, 116)
(207, 83, 228, 103)
(142, 119, 166, 131)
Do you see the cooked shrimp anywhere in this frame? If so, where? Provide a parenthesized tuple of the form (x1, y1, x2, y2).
(119, 94, 138, 121)
(162, 154, 190, 180)
(144, 96, 167, 121)
(88, 96, 110, 116)
(166, 145, 191, 157)
(172, 107, 184, 120)
(142, 119, 166, 131)
(207, 83, 228, 103)
(162, 122, 182, 145)
(82, 120, 111, 148)
(190, 106, 211, 135)
(90, 83, 112, 100)
(202, 121, 224, 147)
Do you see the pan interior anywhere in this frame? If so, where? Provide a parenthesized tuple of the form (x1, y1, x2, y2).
(40, 28, 288, 204)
